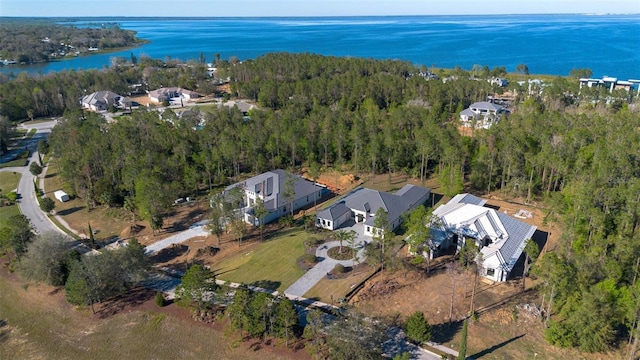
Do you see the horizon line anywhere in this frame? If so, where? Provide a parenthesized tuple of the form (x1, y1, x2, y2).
(2, 12, 639, 18)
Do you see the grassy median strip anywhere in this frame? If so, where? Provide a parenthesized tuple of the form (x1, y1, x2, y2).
(25, 128, 37, 139)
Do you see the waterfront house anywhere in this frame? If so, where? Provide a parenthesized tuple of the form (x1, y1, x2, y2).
(579, 76, 638, 93)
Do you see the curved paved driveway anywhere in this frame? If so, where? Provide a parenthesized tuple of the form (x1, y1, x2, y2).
(144, 220, 209, 255)
(284, 228, 369, 297)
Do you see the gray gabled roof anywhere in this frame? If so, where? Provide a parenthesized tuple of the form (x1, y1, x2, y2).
(81, 90, 129, 108)
(316, 201, 350, 221)
(459, 108, 476, 117)
(456, 193, 486, 206)
(470, 101, 503, 112)
(318, 184, 430, 228)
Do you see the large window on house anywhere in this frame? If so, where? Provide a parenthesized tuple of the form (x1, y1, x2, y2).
(366, 226, 371, 233)
(486, 268, 495, 277)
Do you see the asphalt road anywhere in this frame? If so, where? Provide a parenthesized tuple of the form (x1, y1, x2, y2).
(0, 119, 65, 236)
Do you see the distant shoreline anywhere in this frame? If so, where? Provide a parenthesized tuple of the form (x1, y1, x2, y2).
(2, 15, 638, 78)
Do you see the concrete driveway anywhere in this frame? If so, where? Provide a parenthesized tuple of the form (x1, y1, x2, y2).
(284, 221, 371, 297)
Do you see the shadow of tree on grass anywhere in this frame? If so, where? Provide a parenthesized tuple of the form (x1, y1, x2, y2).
(431, 320, 463, 344)
(470, 334, 526, 359)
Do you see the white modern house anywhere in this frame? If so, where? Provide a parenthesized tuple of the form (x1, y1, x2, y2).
(148, 87, 201, 103)
(427, 193, 537, 282)
(459, 101, 508, 129)
(222, 169, 324, 226)
(579, 76, 638, 93)
(316, 184, 430, 237)
(80, 91, 131, 111)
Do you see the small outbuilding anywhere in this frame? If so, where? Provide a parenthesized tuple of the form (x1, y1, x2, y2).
(54, 190, 69, 202)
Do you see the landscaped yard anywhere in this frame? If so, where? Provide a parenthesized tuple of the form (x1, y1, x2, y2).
(0, 171, 20, 194)
(0, 205, 21, 230)
(0, 171, 22, 229)
(211, 228, 321, 292)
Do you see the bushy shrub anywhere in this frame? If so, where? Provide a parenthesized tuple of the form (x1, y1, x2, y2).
(545, 320, 577, 348)
(6, 192, 18, 202)
(279, 215, 295, 228)
(405, 311, 431, 344)
(40, 196, 55, 212)
(333, 264, 346, 274)
(410, 255, 425, 265)
(301, 253, 318, 263)
(155, 291, 165, 307)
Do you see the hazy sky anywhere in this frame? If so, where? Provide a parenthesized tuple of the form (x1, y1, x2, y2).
(1, 0, 639, 17)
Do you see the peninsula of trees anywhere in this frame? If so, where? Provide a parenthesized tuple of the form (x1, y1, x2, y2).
(0, 18, 143, 64)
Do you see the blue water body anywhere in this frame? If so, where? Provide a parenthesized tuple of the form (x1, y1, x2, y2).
(2, 15, 639, 79)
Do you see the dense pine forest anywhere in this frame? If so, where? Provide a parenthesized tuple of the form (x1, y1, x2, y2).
(0, 18, 141, 64)
(2, 52, 639, 354)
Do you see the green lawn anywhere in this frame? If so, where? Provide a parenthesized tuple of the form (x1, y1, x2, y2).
(0, 205, 21, 229)
(212, 228, 320, 291)
(0, 172, 22, 229)
(0, 171, 21, 193)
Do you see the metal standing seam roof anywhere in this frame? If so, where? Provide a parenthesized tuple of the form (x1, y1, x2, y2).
(451, 193, 486, 206)
(432, 194, 537, 273)
(491, 212, 537, 272)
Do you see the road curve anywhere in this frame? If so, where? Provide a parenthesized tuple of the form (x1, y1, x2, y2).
(0, 120, 65, 236)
